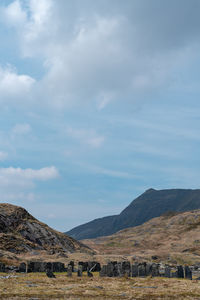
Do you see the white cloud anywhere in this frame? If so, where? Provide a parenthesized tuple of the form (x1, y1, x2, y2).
(1, 0, 27, 27)
(0, 166, 59, 189)
(1, 1, 200, 109)
(0, 66, 35, 101)
(67, 127, 105, 148)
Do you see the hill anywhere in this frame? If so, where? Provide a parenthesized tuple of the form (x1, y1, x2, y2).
(66, 188, 200, 239)
(0, 203, 93, 255)
(83, 209, 200, 264)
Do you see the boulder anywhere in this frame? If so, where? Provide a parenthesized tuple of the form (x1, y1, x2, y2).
(46, 270, 56, 278)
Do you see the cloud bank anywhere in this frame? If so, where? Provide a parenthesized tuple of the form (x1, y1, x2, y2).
(1, 0, 200, 109)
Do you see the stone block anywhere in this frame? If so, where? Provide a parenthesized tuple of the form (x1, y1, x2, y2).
(131, 264, 138, 277)
(184, 266, 192, 280)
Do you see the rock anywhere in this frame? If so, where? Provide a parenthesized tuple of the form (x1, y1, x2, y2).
(131, 264, 138, 277)
(46, 270, 56, 278)
(69, 261, 74, 272)
(67, 265, 72, 277)
(0, 203, 92, 255)
(151, 264, 160, 277)
(19, 262, 27, 273)
(121, 261, 131, 277)
(138, 263, 146, 277)
(151, 256, 158, 260)
(77, 265, 83, 277)
(5, 265, 19, 272)
(0, 262, 5, 272)
(26, 261, 65, 273)
(158, 264, 166, 277)
(184, 266, 192, 280)
(51, 262, 66, 272)
(78, 262, 88, 272)
(177, 266, 184, 278)
(164, 266, 171, 278)
(87, 268, 93, 277)
(99, 265, 107, 277)
(146, 263, 152, 276)
(107, 262, 115, 277)
(88, 261, 101, 272)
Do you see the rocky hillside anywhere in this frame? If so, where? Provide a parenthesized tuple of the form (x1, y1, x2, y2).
(0, 203, 93, 255)
(66, 188, 200, 239)
(83, 209, 200, 264)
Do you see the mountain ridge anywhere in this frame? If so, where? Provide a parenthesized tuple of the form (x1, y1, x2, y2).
(66, 188, 200, 240)
(0, 203, 93, 255)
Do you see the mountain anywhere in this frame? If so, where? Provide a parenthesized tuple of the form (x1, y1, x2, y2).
(83, 209, 200, 264)
(66, 188, 200, 240)
(0, 203, 93, 254)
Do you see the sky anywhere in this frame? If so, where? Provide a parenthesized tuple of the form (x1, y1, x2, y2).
(0, 0, 200, 232)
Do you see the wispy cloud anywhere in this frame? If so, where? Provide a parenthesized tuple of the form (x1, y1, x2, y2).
(76, 162, 139, 179)
(0, 151, 8, 161)
(66, 127, 105, 148)
(11, 123, 31, 136)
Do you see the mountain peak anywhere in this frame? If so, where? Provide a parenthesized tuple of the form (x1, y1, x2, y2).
(66, 188, 200, 240)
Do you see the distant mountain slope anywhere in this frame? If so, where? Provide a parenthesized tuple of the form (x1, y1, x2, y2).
(0, 203, 93, 254)
(83, 209, 200, 264)
(66, 188, 200, 239)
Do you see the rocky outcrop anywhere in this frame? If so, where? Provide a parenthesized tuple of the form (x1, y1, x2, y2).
(0, 203, 93, 255)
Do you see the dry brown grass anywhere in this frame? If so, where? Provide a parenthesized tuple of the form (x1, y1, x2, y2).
(0, 272, 200, 299)
(82, 210, 200, 265)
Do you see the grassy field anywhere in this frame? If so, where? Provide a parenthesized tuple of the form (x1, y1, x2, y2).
(0, 272, 200, 299)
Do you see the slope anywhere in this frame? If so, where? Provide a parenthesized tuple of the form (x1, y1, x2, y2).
(66, 188, 200, 239)
(83, 209, 200, 264)
(0, 203, 93, 254)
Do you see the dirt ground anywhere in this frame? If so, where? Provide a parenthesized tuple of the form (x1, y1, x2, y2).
(0, 272, 200, 300)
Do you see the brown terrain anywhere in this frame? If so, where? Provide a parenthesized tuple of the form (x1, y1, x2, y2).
(1, 205, 200, 299)
(0, 203, 93, 265)
(1, 272, 200, 300)
(83, 210, 200, 265)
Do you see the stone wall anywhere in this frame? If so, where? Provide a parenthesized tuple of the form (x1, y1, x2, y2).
(100, 261, 192, 280)
(19, 261, 66, 273)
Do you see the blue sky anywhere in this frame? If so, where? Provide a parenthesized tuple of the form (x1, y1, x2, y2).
(0, 0, 200, 231)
